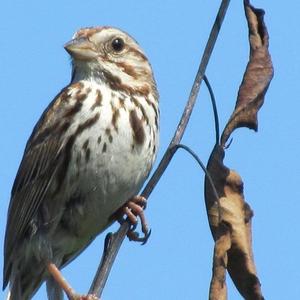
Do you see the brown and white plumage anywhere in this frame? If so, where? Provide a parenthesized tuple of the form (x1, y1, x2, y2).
(3, 26, 159, 300)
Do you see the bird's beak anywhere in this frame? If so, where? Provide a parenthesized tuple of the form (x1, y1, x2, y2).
(64, 37, 97, 60)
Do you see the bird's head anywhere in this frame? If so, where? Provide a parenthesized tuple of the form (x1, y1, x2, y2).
(65, 26, 157, 96)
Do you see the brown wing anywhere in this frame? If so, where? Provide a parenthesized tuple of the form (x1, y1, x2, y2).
(3, 85, 77, 288)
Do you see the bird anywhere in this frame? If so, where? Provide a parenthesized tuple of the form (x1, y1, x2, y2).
(3, 26, 159, 300)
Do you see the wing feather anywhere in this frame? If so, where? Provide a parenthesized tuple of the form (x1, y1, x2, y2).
(3, 84, 77, 287)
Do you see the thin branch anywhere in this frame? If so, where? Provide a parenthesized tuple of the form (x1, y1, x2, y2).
(176, 144, 220, 213)
(203, 75, 220, 144)
(89, 0, 231, 297)
(88, 229, 127, 296)
(142, 0, 230, 199)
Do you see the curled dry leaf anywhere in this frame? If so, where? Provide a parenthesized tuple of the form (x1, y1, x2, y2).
(221, 1, 274, 147)
(205, 1, 273, 299)
(205, 145, 263, 300)
(208, 221, 231, 300)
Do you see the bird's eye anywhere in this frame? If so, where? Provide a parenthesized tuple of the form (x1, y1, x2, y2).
(111, 38, 125, 52)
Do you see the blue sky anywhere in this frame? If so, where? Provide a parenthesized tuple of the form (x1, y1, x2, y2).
(0, 1, 299, 299)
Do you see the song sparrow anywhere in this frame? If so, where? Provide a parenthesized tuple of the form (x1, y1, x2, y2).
(3, 26, 159, 300)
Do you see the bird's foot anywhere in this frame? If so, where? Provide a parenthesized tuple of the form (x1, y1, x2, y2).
(69, 294, 99, 300)
(47, 263, 100, 300)
(117, 195, 151, 244)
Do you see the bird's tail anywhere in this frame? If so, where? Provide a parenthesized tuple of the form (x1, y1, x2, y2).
(4, 267, 44, 300)
(5, 273, 63, 300)
(5, 280, 27, 300)
(5, 282, 23, 300)
(5, 290, 11, 300)
(46, 276, 64, 300)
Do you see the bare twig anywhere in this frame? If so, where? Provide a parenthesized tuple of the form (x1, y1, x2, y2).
(203, 75, 219, 144)
(176, 144, 220, 206)
(88, 229, 127, 296)
(89, 0, 231, 297)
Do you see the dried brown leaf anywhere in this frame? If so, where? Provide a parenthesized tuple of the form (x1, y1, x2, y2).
(205, 145, 264, 300)
(208, 222, 231, 300)
(221, 1, 274, 146)
(205, 5, 273, 296)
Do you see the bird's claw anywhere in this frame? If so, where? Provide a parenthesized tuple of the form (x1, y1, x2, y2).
(127, 228, 152, 245)
(77, 295, 99, 300)
(117, 195, 151, 244)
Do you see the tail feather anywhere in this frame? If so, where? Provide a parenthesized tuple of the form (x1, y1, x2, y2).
(6, 290, 11, 300)
(46, 277, 63, 300)
(6, 278, 23, 300)
(5, 267, 44, 300)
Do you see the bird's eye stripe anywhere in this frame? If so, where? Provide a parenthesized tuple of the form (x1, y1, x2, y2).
(128, 46, 147, 61)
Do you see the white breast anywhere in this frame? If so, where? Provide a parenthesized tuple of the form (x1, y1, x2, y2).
(56, 80, 158, 254)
